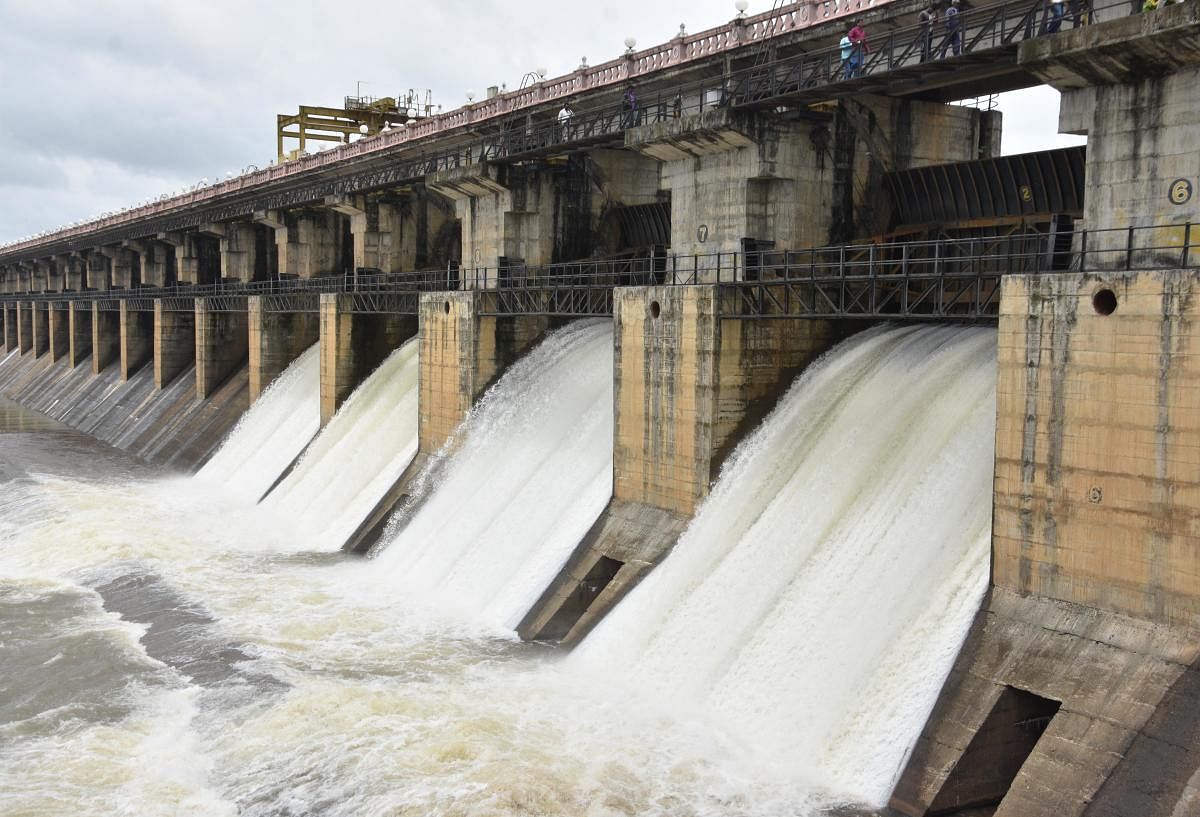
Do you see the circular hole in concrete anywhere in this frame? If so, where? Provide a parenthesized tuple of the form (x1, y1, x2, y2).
(444, 300, 451, 314)
(1093, 288, 1118, 316)
(650, 300, 661, 319)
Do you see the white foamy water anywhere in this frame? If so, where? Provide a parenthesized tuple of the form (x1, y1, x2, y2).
(371, 320, 614, 631)
(197, 344, 320, 502)
(262, 339, 418, 551)
(0, 324, 996, 817)
(574, 324, 996, 807)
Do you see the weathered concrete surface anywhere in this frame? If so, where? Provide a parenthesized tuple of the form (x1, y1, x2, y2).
(0, 348, 250, 472)
(47, 304, 68, 362)
(1023, 3, 1200, 257)
(31, 303, 49, 358)
(118, 302, 153, 381)
(67, 302, 92, 368)
(217, 222, 260, 283)
(195, 299, 248, 400)
(16, 302, 32, 354)
(995, 271, 1200, 625)
(521, 286, 839, 644)
(91, 304, 119, 375)
(153, 302, 195, 390)
(891, 269, 1200, 816)
(891, 588, 1200, 817)
(247, 298, 319, 403)
(416, 290, 550, 451)
(318, 294, 416, 425)
(264, 210, 341, 279)
(2, 304, 16, 352)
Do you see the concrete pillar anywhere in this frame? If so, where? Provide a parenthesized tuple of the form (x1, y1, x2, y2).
(259, 209, 339, 279)
(91, 304, 119, 374)
(1022, 5, 1200, 265)
(16, 302, 32, 353)
(62, 254, 88, 291)
(88, 253, 111, 291)
(519, 286, 839, 645)
(153, 301, 195, 389)
(247, 297, 319, 402)
(36, 259, 62, 293)
(215, 222, 260, 283)
(415, 290, 550, 450)
(326, 194, 422, 274)
(47, 303, 69, 362)
(129, 240, 174, 288)
(68, 302, 92, 368)
(428, 164, 555, 279)
(119, 302, 153, 380)
(31, 302, 49, 358)
(318, 294, 417, 425)
(195, 299, 248, 399)
(3, 304, 16, 351)
(99, 246, 139, 289)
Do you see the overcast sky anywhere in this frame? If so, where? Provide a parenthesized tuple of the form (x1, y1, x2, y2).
(0, 0, 1084, 244)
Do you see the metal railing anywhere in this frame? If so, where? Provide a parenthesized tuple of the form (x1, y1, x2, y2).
(2, 224, 1194, 319)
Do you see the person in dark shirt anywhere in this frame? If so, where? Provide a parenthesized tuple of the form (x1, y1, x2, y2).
(847, 20, 869, 77)
(918, 5, 938, 61)
(943, 0, 963, 57)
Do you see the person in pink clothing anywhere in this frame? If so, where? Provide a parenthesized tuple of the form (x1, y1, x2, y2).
(847, 20, 870, 77)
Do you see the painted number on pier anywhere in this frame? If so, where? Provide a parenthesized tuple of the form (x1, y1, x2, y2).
(696, 224, 709, 243)
(1170, 179, 1193, 206)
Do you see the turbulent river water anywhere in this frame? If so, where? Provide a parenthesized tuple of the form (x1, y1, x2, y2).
(0, 324, 996, 816)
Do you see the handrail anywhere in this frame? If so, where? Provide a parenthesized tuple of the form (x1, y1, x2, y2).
(3, 222, 1194, 304)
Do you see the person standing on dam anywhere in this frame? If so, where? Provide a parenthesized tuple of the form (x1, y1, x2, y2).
(847, 20, 869, 77)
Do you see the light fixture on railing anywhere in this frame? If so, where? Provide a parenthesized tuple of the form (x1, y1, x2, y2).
(359, 124, 369, 135)
(537, 67, 547, 80)
(735, 0, 749, 18)
(466, 89, 476, 102)
(624, 36, 637, 55)
(678, 23, 688, 37)
(579, 56, 588, 69)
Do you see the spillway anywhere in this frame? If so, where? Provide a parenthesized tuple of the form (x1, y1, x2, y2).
(260, 339, 418, 551)
(196, 344, 320, 502)
(371, 320, 614, 632)
(573, 324, 997, 808)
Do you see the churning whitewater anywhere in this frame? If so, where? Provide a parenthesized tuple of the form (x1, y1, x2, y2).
(262, 338, 420, 550)
(197, 344, 321, 501)
(371, 319, 615, 631)
(0, 324, 996, 816)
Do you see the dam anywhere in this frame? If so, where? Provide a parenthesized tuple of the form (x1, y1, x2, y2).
(1, 0, 1199, 814)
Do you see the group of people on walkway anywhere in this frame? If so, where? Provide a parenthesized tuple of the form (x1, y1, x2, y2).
(839, 0, 963, 80)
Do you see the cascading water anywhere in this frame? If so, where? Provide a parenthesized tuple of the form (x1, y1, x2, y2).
(196, 344, 320, 502)
(573, 324, 997, 808)
(370, 320, 614, 632)
(260, 339, 419, 551)
(0, 322, 997, 817)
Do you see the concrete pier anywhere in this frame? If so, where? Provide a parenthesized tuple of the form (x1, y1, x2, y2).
(118, 302, 153, 380)
(318, 294, 416, 425)
(47, 303, 68, 362)
(68, 302, 92, 368)
(153, 301, 195, 389)
(16, 302, 32, 354)
(31, 302, 49, 358)
(247, 298, 319, 403)
(195, 299, 248, 399)
(3, 304, 16, 352)
(91, 304, 119, 375)
(339, 291, 551, 553)
(520, 287, 838, 643)
(891, 269, 1200, 817)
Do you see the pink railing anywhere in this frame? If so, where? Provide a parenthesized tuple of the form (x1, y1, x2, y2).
(0, 0, 895, 256)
